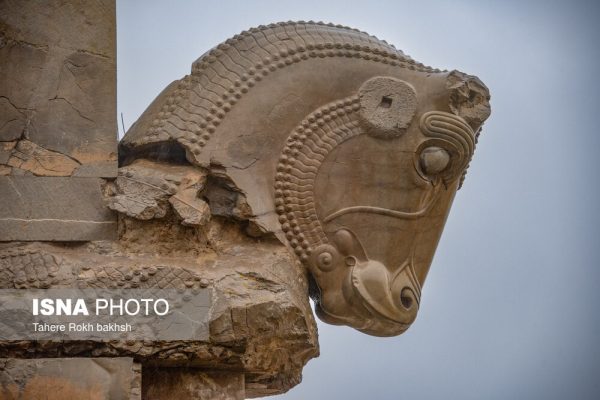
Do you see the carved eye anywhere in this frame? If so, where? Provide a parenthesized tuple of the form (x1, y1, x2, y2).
(419, 146, 450, 176)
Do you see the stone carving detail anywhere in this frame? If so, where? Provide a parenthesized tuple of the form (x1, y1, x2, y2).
(119, 21, 491, 337)
(419, 111, 476, 186)
(274, 95, 362, 261)
(0, 0, 117, 241)
(1, 19, 490, 397)
(273, 83, 479, 336)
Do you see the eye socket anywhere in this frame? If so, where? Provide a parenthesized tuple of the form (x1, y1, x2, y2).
(419, 146, 450, 176)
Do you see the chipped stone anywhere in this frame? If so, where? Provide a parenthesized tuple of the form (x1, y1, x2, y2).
(4, 140, 80, 176)
(169, 188, 211, 226)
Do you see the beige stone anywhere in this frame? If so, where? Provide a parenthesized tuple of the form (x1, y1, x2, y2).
(142, 369, 244, 400)
(0, 0, 118, 241)
(0, 358, 140, 400)
(121, 21, 491, 337)
(0, 215, 318, 396)
(0, 176, 117, 241)
(0, 0, 117, 171)
(0, 19, 491, 398)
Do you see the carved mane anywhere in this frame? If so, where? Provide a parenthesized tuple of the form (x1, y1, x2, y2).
(121, 21, 442, 162)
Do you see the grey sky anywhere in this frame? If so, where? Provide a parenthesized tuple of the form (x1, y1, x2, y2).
(117, 1, 600, 399)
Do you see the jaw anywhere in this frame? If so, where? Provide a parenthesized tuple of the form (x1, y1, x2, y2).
(314, 300, 412, 337)
(307, 227, 425, 337)
(313, 259, 421, 337)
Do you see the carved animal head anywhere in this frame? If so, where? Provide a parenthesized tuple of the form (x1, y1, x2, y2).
(121, 21, 491, 336)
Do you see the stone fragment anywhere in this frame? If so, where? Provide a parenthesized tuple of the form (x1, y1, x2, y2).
(108, 173, 171, 220)
(358, 76, 418, 138)
(169, 188, 211, 226)
(4, 139, 80, 176)
(446, 70, 492, 130)
(107, 160, 207, 221)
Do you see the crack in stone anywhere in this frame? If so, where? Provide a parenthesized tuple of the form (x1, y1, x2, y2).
(49, 96, 95, 123)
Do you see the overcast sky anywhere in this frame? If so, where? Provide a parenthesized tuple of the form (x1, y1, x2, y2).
(117, 1, 600, 399)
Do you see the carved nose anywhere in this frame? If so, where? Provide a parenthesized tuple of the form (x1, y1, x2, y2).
(350, 260, 419, 324)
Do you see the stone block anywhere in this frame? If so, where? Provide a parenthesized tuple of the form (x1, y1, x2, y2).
(0, 358, 140, 400)
(0, 176, 117, 241)
(142, 369, 244, 400)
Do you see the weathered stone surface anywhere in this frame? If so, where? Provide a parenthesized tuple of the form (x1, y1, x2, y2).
(446, 70, 492, 130)
(107, 160, 206, 221)
(142, 369, 244, 400)
(0, 358, 140, 400)
(73, 161, 118, 178)
(169, 189, 211, 227)
(0, 0, 117, 176)
(0, 201, 318, 396)
(120, 22, 491, 337)
(3, 139, 80, 176)
(0, 0, 118, 241)
(0, 176, 117, 241)
(0, 19, 491, 398)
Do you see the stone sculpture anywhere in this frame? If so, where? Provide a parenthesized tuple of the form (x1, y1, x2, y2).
(1, 13, 490, 399)
(120, 21, 491, 336)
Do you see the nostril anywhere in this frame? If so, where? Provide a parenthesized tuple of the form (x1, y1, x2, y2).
(400, 287, 414, 309)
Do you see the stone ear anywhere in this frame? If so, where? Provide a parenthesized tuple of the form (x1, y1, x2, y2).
(446, 70, 491, 131)
(333, 229, 368, 262)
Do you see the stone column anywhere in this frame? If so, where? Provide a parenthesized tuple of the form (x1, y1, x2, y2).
(0, 0, 118, 241)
